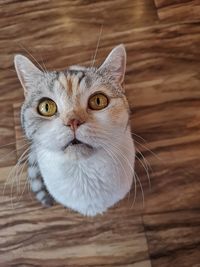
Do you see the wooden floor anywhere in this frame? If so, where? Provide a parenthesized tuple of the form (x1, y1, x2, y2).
(0, 0, 200, 266)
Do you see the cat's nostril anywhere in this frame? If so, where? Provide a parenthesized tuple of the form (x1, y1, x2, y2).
(67, 119, 84, 131)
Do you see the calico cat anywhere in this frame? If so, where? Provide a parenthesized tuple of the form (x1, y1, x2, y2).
(14, 44, 135, 216)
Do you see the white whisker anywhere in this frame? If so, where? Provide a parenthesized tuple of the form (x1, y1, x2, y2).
(136, 149, 152, 190)
(17, 42, 47, 73)
(91, 24, 103, 67)
(0, 141, 30, 162)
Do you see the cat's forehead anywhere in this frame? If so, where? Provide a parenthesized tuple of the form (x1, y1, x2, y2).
(37, 66, 123, 101)
(59, 68, 86, 96)
(56, 66, 107, 98)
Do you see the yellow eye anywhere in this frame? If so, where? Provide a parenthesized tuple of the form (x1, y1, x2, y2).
(88, 93, 109, 110)
(38, 99, 57, 117)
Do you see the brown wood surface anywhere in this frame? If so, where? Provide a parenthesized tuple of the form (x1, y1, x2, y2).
(154, 0, 200, 21)
(0, 1, 200, 266)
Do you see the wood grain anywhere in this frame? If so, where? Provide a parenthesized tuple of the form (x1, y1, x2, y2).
(143, 210, 200, 266)
(0, 102, 16, 167)
(13, 103, 28, 160)
(154, 0, 200, 21)
(0, 0, 200, 266)
(0, 0, 158, 102)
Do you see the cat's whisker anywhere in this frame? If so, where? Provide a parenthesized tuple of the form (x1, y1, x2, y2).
(136, 148, 152, 190)
(130, 131, 147, 143)
(18, 155, 34, 202)
(98, 141, 122, 189)
(0, 137, 28, 149)
(134, 139, 163, 162)
(12, 159, 27, 204)
(1, 144, 30, 200)
(16, 155, 29, 198)
(10, 151, 30, 207)
(134, 171, 145, 208)
(18, 147, 45, 202)
(109, 143, 138, 207)
(88, 125, 158, 162)
(39, 54, 48, 73)
(91, 24, 103, 67)
(17, 42, 47, 73)
(100, 136, 140, 207)
(100, 141, 134, 200)
(108, 136, 151, 192)
(102, 146, 128, 193)
(110, 140, 147, 206)
(0, 142, 30, 162)
(18, 175, 29, 201)
(12, 144, 46, 204)
(131, 171, 137, 208)
(136, 148, 152, 170)
(3, 146, 30, 206)
(108, 142, 134, 171)
(10, 162, 25, 208)
(135, 154, 151, 191)
(110, 138, 145, 207)
(85, 126, 153, 194)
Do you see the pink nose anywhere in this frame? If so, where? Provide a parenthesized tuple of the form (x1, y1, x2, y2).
(67, 119, 83, 131)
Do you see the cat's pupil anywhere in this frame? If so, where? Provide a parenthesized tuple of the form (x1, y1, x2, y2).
(96, 97, 100, 105)
(45, 103, 49, 112)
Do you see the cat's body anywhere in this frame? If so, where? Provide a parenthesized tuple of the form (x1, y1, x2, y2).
(14, 45, 135, 216)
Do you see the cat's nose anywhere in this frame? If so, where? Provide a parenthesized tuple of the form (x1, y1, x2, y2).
(67, 119, 84, 131)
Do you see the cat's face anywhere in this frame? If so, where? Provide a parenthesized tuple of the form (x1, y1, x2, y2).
(15, 45, 130, 159)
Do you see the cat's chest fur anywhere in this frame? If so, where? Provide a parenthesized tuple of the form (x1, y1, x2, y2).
(36, 141, 134, 216)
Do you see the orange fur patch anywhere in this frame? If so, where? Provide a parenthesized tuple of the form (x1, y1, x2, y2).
(67, 76, 73, 95)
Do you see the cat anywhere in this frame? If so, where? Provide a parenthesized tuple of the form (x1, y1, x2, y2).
(14, 44, 135, 216)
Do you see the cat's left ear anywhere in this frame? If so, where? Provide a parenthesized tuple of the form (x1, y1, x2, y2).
(14, 54, 42, 96)
(98, 44, 126, 87)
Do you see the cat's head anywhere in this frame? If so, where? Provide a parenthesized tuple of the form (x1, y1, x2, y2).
(14, 45, 130, 160)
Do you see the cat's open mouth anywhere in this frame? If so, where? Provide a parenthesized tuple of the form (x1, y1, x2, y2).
(70, 138, 83, 145)
(63, 138, 93, 150)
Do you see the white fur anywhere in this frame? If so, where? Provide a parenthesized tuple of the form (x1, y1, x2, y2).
(36, 191, 46, 201)
(30, 178, 43, 192)
(37, 130, 135, 216)
(28, 165, 38, 179)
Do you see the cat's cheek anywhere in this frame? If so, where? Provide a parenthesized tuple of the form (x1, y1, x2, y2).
(34, 124, 71, 151)
(93, 112, 128, 129)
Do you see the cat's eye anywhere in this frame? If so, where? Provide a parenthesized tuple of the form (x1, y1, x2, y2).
(88, 93, 109, 110)
(37, 98, 57, 117)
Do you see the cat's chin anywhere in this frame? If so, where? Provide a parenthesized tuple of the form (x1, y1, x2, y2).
(63, 143, 94, 160)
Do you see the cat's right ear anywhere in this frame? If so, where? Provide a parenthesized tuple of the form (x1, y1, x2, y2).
(14, 55, 42, 96)
(98, 44, 126, 87)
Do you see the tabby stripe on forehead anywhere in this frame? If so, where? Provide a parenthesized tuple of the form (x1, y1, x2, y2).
(76, 71, 85, 85)
(67, 77, 73, 94)
(65, 70, 85, 85)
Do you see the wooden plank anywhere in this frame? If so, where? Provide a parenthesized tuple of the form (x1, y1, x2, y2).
(13, 103, 28, 161)
(143, 210, 200, 267)
(0, 102, 16, 167)
(0, 0, 158, 102)
(154, 0, 200, 22)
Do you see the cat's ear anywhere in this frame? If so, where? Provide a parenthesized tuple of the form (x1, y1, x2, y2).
(14, 55, 42, 96)
(98, 44, 126, 86)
